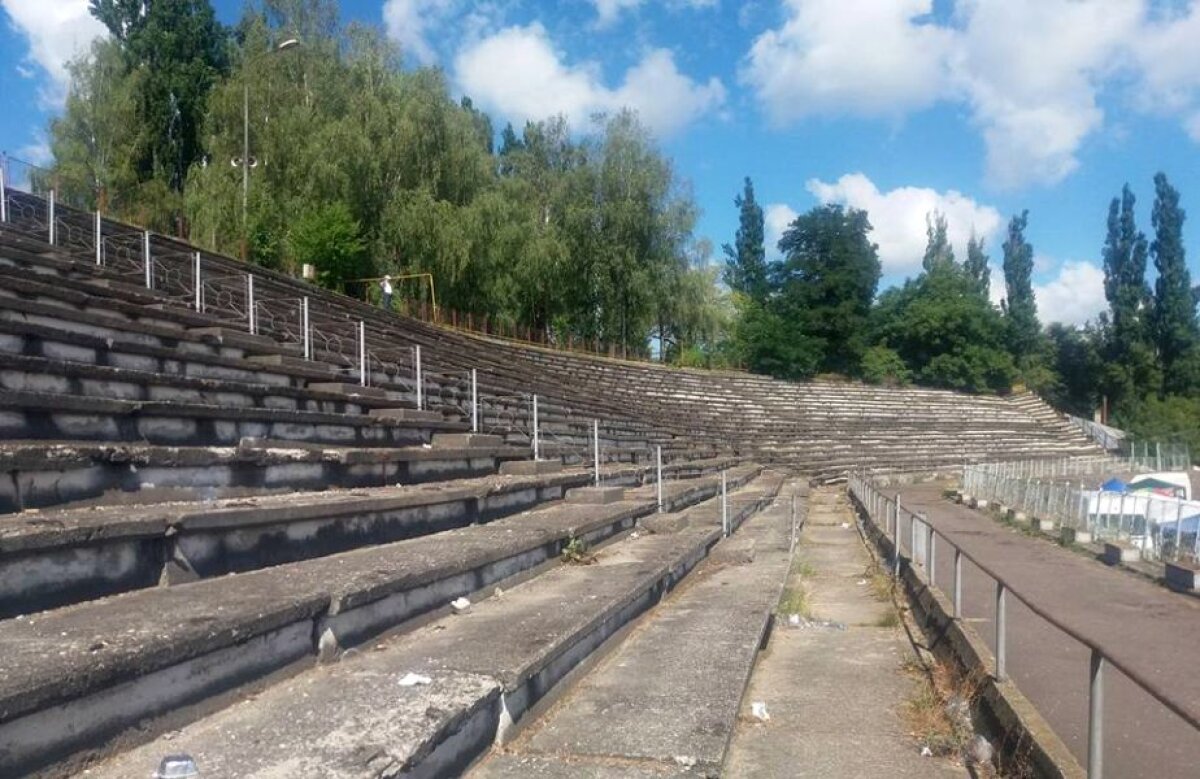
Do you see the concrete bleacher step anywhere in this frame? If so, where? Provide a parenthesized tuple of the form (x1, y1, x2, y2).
(434, 432, 506, 449)
(0, 465, 764, 777)
(0, 469, 613, 618)
(0, 388, 466, 448)
(474, 480, 796, 777)
(0, 439, 535, 514)
(76, 471, 783, 779)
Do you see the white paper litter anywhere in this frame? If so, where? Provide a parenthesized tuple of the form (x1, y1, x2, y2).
(450, 597, 472, 613)
(750, 701, 770, 721)
(398, 673, 432, 687)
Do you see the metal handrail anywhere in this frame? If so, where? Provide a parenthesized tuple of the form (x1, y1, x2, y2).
(849, 472, 1200, 778)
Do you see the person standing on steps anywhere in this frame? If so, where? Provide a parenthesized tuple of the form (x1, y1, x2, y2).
(380, 274, 393, 311)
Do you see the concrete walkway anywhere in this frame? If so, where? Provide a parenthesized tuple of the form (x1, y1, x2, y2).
(893, 482, 1200, 778)
(724, 487, 963, 778)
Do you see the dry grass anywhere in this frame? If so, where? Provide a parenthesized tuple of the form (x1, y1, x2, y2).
(901, 657, 986, 758)
(777, 582, 812, 618)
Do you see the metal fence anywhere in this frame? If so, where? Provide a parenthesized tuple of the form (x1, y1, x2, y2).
(848, 472, 1200, 779)
(962, 457, 1200, 564)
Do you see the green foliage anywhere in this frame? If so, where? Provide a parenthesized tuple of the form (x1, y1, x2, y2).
(1100, 184, 1158, 408)
(963, 233, 990, 298)
(775, 205, 881, 375)
(1151, 172, 1200, 396)
(1001, 210, 1042, 362)
(861, 345, 912, 386)
(89, 0, 228, 193)
(723, 177, 769, 303)
(872, 265, 1014, 393)
(1115, 394, 1200, 463)
(731, 297, 822, 380)
(922, 211, 954, 271)
(288, 202, 369, 292)
(1044, 323, 1101, 416)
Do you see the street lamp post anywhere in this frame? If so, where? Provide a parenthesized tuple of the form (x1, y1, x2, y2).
(236, 37, 300, 261)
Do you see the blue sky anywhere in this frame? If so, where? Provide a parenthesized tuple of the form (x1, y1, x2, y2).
(4, 0, 1200, 325)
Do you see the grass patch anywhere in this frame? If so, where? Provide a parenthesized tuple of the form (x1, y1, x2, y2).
(901, 657, 985, 759)
(560, 537, 596, 565)
(862, 560, 895, 602)
(791, 558, 816, 577)
(777, 583, 812, 618)
(874, 610, 901, 628)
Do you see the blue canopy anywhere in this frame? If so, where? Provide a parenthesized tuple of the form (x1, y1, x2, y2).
(1100, 478, 1127, 493)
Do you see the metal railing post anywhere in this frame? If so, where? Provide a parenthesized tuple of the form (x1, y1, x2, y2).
(1174, 498, 1184, 562)
(357, 321, 367, 386)
(1088, 648, 1104, 778)
(470, 369, 478, 433)
(995, 582, 1007, 681)
(94, 212, 102, 265)
(894, 499, 902, 577)
(193, 252, 202, 311)
(721, 470, 729, 537)
(927, 525, 936, 584)
(0, 159, 7, 223)
(593, 419, 600, 486)
(413, 345, 423, 409)
(656, 445, 663, 513)
(532, 394, 540, 460)
(48, 189, 55, 245)
(143, 231, 152, 289)
(301, 297, 311, 360)
(247, 275, 256, 334)
(953, 548, 963, 619)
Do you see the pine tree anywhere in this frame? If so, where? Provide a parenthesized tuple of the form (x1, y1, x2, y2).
(1001, 210, 1041, 362)
(722, 177, 769, 304)
(1150, 172, 1200, 395)
(964, 232, 991, 298)
(922, 211, 954, 271)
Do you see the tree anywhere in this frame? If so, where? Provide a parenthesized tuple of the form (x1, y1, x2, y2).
(722, 177, 769, 303)
(922, 211, 954, 271)
(774, 205, 881, 375)
(288, 201, 369, 292)
(1100, 183, 1157, 410)
(1150, 172, 1200, 395)
(90, 0, 228, 193)
(1045, 323, 1102, 416)
(1001, 210, 1042, 363)
(964, 232, 990, 298)
(872, 264, 1014, 393)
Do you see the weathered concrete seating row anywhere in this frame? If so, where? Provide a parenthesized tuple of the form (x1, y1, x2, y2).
(86, 471, 789, 779)
(0, 455, 742, 616)
(0, 228, 708, 479)
(0, 464, 768, 777)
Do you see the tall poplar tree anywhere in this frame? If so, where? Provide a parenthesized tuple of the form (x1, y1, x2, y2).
(964, 233, 991, 298)
(1001, 210, 1041, 362)
(722, 177, 769, 303)
(1100, 183, 1156, 408)
(921, 211, 954, 271)
(1150, 172, 1200, 395)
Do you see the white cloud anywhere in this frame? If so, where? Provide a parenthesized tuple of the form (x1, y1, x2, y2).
(590, 0, 719, 28)
(742, 0, 953, 123)
(383, 0, 459, 65)
(741, 0, 1154, 189)
(454, 24, 725, 136)
(805, 173, 1003, 273)
(1, 0, 105, 104)
(1034, 260, 1107, 326)
(764, 203, 798, 256)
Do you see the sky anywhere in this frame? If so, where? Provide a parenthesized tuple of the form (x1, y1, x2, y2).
(4, 0, 1200, 327)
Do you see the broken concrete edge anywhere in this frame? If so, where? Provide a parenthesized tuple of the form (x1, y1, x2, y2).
(850, 493, 1085, 779)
